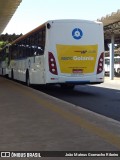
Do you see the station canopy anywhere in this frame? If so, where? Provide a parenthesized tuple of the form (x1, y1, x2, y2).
(98, 9, 120, 44)
(0, 0, 22, 34)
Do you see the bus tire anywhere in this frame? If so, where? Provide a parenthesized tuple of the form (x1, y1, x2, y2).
(26, 71, 30, 87)
(11, 69, 14, 80)
(2, 68, 3, 76)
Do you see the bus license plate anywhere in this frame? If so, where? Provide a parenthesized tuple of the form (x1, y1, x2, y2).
(73, 69, 83, 74)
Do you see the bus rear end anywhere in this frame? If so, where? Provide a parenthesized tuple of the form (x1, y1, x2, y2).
(45, 20, 104, 88)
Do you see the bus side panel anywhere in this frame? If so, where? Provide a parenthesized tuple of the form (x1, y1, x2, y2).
(8, 55, 45, 85)
(29, 56, 45, 84)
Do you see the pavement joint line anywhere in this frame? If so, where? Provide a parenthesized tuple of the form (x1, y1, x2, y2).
(6, 79, 120, 149)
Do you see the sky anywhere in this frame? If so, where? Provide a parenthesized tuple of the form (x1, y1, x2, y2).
(2, 0, 120, 34)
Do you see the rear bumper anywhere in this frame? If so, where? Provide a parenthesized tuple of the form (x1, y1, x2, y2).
(47, 74, 104, 85)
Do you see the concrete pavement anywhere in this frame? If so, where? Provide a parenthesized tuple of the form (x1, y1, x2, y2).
(0, 77, 120, 159)
(96, 77, 120, 90)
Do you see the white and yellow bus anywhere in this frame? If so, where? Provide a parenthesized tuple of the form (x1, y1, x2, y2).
(6, 19, 104, 88)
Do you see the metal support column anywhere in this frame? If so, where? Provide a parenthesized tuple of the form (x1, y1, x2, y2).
(110, 33, 114, 80)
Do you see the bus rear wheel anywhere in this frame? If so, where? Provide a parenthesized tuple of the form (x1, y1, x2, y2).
(26, 72, 30, 87)
(11, 69, 14, 80)
(2, 68, 3, 76)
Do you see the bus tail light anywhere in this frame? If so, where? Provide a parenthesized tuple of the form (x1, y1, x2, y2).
(48, 52, 58, 75)
(97, 52, 104, 74)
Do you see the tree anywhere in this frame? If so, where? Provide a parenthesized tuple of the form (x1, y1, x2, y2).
(0, 33, 22, 50)
(0, 41, 8, 51)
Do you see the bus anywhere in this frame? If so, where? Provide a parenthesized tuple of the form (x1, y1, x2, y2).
(104, 56, 120, 76)
(4, 20, 104, 88)
(0, 45, 9, 76)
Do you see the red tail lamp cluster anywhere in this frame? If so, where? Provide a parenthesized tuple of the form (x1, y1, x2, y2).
(97, 52, 104, 74)
(48, 52, 58, 75)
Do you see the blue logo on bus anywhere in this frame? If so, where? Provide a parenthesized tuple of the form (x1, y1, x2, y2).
(72, 28, 83, 40)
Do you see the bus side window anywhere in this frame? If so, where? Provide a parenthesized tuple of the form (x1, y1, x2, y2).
(31, 46, 35, 57)
(37, 46, 44, 55)
(37, 28, 45, 55)
(26, 46, 29, 57)
(11, 45, 16, 59)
